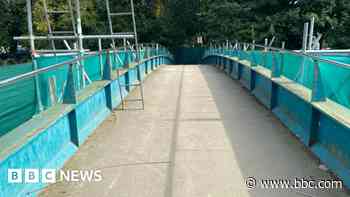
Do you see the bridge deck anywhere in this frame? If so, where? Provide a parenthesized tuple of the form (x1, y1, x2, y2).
(40, 65, 347, 197)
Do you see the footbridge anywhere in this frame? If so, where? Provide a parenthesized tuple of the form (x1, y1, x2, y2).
(1, 44, 350, 197)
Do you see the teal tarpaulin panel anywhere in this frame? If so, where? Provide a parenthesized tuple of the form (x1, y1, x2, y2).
(84, 55, 102, 81)
(322, 55, 350, 64)
(0, 48, 168, 140)
(319, 55, 350, 107)
(0, 50, 141, 136)
(36, 55, 74, 108)
(319, 61, 350, 108)
(174, 48, 205, 64)
(283, 53, 314, 89)
(230, 49, 350, 108)
(0, 63, 36, 137)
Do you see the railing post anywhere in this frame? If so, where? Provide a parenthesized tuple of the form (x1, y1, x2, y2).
(137, 63, 141, 81)
(102, 50, 115, 111)
(271, 51, 281, 78)
(124, 50, 131, 69)
(63, 63, 78, 104)
(103, 49, 113, 80)
(151, 58, 154, 70)
(280, 51, 285, 74)
(145, 60, 149, 74)
(311, 59, 325, 102)
(32, 56, 44, 112)
(98, 38, 103, 78)
(264, 38, 268, 51)
(221, 57, 225, 70)
(220, 56, 223, 69)
(77, 54, 85, 90)
(27, 0, 43, 111)
(263, 49, 268, 68)
(250, 51, 257, 67)
(229, 60, 234, 75)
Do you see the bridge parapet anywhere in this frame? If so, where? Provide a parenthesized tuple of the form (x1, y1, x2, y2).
(202, 44, 350, 189)
(0, 47, 173, 196)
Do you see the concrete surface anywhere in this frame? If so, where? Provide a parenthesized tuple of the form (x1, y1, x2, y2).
(39, 65, 348, 197)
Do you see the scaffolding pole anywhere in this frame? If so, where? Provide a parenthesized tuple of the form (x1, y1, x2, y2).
(130, 0, 139, 60)
(74, 0, 84, 52)
(308, 17, 315, 50)
(26, 0, 35, 52)
(302, 22, 309, 52)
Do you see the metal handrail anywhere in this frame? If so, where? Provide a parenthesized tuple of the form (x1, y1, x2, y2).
(204, 41, 350, 103)
(0, 54, 91, 88)
(255, 44, 350, 69)
(0, 47, 170, 89)
(209, 42, 350, 70)
(252, 43, 350, 69)
(301, 49, 350, 53)
(14, 34, 135, 41)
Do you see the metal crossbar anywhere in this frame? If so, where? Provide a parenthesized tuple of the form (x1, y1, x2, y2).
(14, 34, 135, 41)
(251, 43, 350, 69)
(215, 41, 350, 69)
(0, 53, 95, 88)
(15, 0, 137, 54)
(12, 0, 167, 113)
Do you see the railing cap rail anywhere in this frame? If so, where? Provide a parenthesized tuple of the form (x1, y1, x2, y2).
(211, 42, 350, 69)
(0, 47, 170, 88)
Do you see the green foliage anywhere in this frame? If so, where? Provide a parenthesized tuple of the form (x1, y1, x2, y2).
(196, 0, 350, 49)
(0, 0, 10, 51)
(2, 0, 350, 56)
(7, 0, 28, 53)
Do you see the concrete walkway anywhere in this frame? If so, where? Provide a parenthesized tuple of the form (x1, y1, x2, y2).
(40, 65, 348, 197)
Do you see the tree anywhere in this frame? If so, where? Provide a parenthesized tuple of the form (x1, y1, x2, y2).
(7, 0, 27, 54)
(2, 0, 350, 60)
(0, 0, 10, 56)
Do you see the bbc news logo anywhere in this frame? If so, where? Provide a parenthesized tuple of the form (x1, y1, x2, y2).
(8, 169, 103, 184)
